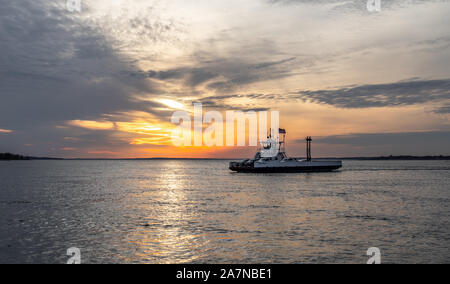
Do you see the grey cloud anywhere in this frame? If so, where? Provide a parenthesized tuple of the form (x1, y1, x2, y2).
(267, 0, 446, 11)
(304, 131, 450, 155)
(197, 78, 450, 110)
(434, 104, 450, 113)
(147, 68, 218, 86)
(196, 93, 274, 112)
(83, 5, 180, 50)
(267, 0, 394, 14)
(73, 36, 113, 60)
(0, 0, 179, 156)
(0, 0, 167, 129)
(312, 131, 450, 147)
(295, 78, 450, 108)
(253, 57, 297, 69)
(146, 57, 298, 93)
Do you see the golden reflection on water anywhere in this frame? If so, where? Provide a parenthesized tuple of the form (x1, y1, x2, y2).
(120, 160, 319, 263)
(123, 161, 203, 263)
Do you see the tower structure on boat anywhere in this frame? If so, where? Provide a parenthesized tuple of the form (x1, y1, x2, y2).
(306, 136, 312, 162)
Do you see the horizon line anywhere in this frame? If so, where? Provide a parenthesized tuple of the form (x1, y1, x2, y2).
(2, 154, 450, 161)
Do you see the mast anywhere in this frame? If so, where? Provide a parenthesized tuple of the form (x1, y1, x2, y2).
(306, 136, 312, 161)
(279, 128, 286, 153)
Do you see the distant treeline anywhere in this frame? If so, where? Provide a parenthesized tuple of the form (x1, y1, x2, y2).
(0, 153, 62, 160)
(341, 155, 450, 160)
(0, 153, 31, 160)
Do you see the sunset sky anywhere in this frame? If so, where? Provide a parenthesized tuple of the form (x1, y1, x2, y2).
(1, 0, 450, 158)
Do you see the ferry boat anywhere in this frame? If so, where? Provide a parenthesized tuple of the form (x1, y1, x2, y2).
(229, 129, 342, 173)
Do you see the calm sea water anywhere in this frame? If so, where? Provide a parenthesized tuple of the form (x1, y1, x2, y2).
(0, 159, 449, 264)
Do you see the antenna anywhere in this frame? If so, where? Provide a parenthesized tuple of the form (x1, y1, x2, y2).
(306, 136, 312, 161)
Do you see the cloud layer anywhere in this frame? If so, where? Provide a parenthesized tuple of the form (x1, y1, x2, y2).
(1, 0, 450, 157)
(295, 78, 450, 108)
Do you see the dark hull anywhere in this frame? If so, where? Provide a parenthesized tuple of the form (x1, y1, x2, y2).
(229, 165, 342, 173)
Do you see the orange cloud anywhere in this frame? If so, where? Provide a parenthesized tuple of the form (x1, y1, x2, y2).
(68, 120, 115, 130)
(87, 150, 120, 155)
(130, 137, 172, 145)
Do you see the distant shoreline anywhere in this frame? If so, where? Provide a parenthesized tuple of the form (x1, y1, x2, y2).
(1, 153, 450, 161)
